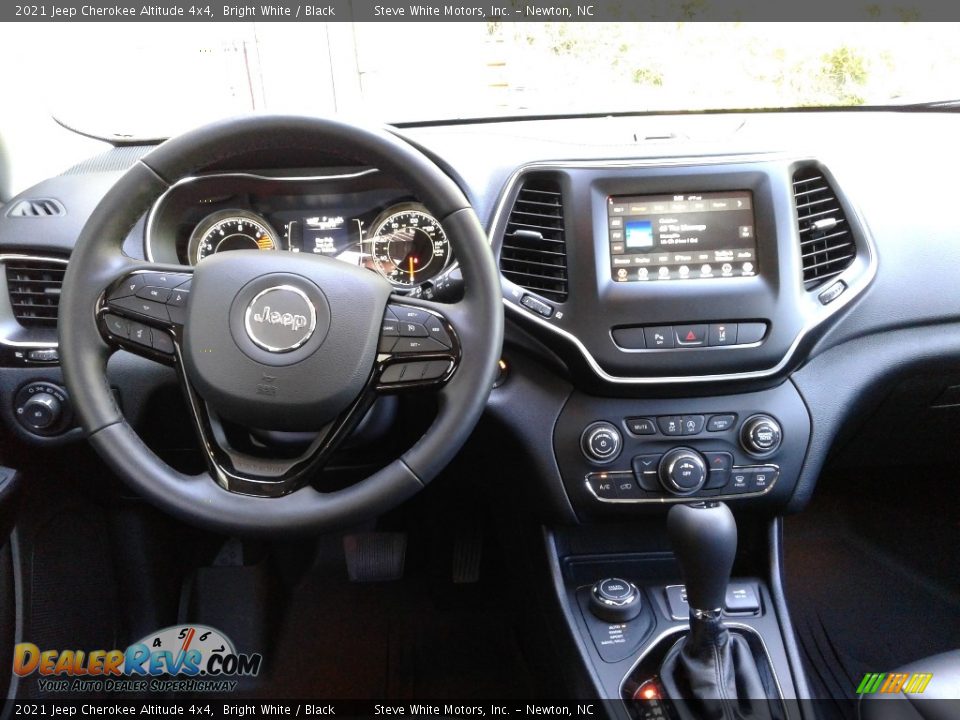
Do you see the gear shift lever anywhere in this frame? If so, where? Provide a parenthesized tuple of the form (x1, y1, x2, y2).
(660, 502, 773, 715)
(667, 501, 737, 614)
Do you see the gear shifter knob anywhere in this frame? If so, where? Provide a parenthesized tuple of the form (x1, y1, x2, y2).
(667, 501, 737, 613)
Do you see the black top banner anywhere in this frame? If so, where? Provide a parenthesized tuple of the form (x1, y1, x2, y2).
(6, 0, 960, 22)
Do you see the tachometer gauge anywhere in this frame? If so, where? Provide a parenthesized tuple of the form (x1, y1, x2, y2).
(187, 210, 280, 265)
(370, 206, 450, 286)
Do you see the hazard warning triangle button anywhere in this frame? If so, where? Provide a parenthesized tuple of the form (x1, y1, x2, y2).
(674, 325, 707, 346)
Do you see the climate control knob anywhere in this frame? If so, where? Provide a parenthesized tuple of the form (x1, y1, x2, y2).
(580, 422, 622, 464)
(658, 447, 708, 495)
(740, 414, 782, 456)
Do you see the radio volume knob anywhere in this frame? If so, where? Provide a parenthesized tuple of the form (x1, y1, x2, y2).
(580, 422, 622, 464)
(658, 448, 708, 495)
(741, 415, 782, 456)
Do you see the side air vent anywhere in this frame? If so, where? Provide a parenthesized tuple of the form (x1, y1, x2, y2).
(5, 259, 66, 327)
(499, 176, 568, 302)
(793, 167, 855, 289)
(6, 198, 65, 218)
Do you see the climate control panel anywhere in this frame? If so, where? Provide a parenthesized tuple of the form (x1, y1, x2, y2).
(553, 385, 809, 512)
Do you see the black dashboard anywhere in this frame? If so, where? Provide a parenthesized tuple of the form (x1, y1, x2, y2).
(1, 109, 958, 524)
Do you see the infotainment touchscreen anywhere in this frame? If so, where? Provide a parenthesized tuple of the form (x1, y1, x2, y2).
(608, 191, 756, 282)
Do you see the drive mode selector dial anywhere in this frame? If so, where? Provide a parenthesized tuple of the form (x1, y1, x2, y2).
(580, 422, 622, 464)
(659, 447, 708, 495)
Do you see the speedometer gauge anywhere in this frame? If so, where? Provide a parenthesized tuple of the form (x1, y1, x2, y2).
(370, 206, 450, 287)
(187, 210, 280, 265)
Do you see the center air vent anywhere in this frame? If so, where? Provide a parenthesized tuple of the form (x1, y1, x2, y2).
(499, 175, 568, 302)
(793, 167, 855, 289)
(6, 198, 65, 217)
(5, 259, 66, 327)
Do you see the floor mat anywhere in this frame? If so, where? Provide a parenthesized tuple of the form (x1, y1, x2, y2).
(784, 469, 960, 717)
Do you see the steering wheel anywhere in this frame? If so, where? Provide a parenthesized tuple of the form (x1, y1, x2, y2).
(59, 115, 503, 535)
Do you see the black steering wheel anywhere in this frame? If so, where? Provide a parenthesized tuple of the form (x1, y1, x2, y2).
(59, 115, 503, 535)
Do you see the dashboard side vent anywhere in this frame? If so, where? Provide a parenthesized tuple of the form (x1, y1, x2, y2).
(793, 167, 855, 289)
(499, 175, 568, 302)
(6, 198, 65, 218)
(5, 259, 66, 327)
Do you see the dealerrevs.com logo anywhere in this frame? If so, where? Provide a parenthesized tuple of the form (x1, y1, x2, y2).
(13, 625, 262, 693)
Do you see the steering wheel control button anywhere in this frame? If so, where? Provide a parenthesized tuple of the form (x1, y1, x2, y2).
(151, 331, 175, 355)
(14, 382, 72, 436)
(168, 288, 190, 307)
(108, 275, 144, 300)
(128, 322, 153, 347)
(659, 448, 708, 495)
(378, 336, 398, 353)
(657, 415, 683, 436)
(392, 306, 430, 325)
(708, 323, 738, 346)
(136, 285, 172, 303)
(103, 314, 130, 338)
(381, 317, 400, 336)
(142, 272, 191, 288)
(589, 578, 642, 623)
(741, 414, 783, 456)
(109, 296, 171, 323)
(736, 322, 768, 345)
(681, 415, 705, 435)
(625, 417, 656, 435)
(581, 422, 622, 464)
(244, 285, 317, 353)
(424, 316, 452, 347)
(520, 293, 553, 318)
(399, 321, 428, 338)
(393, 337, 447, 354)
(644, 326, 674, 349)
(706, 414, 737, 432)
(674, 324, 707, 347)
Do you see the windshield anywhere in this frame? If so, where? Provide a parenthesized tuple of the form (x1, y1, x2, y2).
(7, 21, 960, 139)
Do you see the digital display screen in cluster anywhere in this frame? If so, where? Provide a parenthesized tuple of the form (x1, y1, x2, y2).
(608, 191, 757, 282)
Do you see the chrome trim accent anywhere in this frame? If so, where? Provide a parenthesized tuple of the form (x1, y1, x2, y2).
(243, 285, 317, 353)
(584, 464, 780, 504)
(489, 156, 879, 385)
(0, 254, 68, 348)
(692, 607, 723, 620)
(144, 168, 380, 263)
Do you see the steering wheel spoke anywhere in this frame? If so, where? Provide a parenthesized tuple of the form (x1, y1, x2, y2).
(375, 299, 462, 392)
(95, 264, 193, 363)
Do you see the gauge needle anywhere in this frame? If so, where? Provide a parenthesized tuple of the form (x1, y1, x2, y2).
(408, 256, 416, 283)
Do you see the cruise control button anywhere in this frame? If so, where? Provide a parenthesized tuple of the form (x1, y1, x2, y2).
(681, 415, 704, 435)
(657, 416, 683, 436)
(168, 288, 190, 307)
(644, 326, 674, 349)
(391, 306, 430, 325)
(381, 318, 399, 336)
(399, 321, 428, 338)
(707, 414, 737, 432)
(378, 336, 397, 353)
(103, 314, 129, 338)
(109, 296, 170, 323)
(424, 316, 452, 347)
(127, 322, 153, 347)
(393, 337, 447, 354)
(142, 272, 190, 289)
(675, 324, 707, 347)
(151, 331, 175, 354)
(708, 323, 738, 347)
(136, 285, 172, 303)
(625, 417, 656, 435)
(108, 276, 144, 300)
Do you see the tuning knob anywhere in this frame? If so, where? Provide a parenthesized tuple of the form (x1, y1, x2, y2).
(658, 447, 708, 495)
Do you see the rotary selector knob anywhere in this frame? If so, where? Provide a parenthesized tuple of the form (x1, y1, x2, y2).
(659, 447, 708, 495)
(589, 577, 642, 622)
(580, 422, 622, 464)
(22, 393, 60, 430)
(14, 382, 72, 436)
(740, 414, 782, 456)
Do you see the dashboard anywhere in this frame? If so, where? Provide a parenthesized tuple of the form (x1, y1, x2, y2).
(145, 168, 457, 290)
(2, 109, 960, 523)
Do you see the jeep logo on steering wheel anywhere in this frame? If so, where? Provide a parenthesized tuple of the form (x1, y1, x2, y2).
(244, 285, 317, 352)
